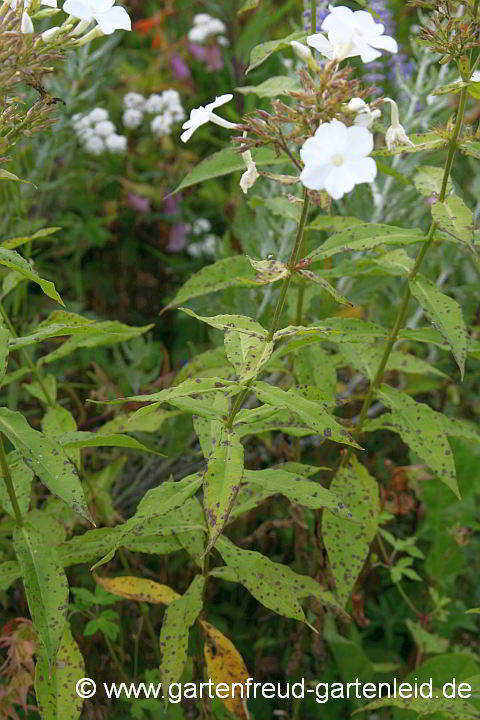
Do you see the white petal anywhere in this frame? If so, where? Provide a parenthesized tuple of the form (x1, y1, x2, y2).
(346, 157, 377, 184)
(306, 33, 334, 58)
(367, 34, 398, 54)
(205, 94, 233, 113)
(41, 0, 58, 6)
(95, 0, 115, 11)
(95, 5, 131, 34)
(324, 166, 355, 200)
(300, 163, 331, 191)
(353, 10, 383, 34)
(322, 5, 354, 32)
(325, 119, 348, 151)
(356, 39, 383, 64)
(180, 126, 197, 143)
(63, 0, 93, 21)
(345, 125, 374, 158)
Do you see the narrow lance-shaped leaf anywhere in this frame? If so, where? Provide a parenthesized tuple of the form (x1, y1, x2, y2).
(253, 381, 361, 449)
(160, 575, 205, 687)
(162, 256, 256, 311)
(95, 575, 180, 604)
(0, 248, 63, 305)
(216, 535, 349, 624)
(243, 468, 354, 518)
(246, 30, 306, 73)
(375, 384, 460, 498)
(323, 456, 379, 607)
(306, 224, 424, 263)
(35, 623, 85, 720)
(297, 269, 353, 306)
(0, 328, 9, 388)
(0, 451, 33, 517)
(14, 522, 69, 669)
(236, 75, 301, 98)
(203, 427, 244, 552)
(0, 408, 92, 522)
(201, 621, 249, 720)
(224, 330, 274, 382)
(431, 194, 475, 249)
(409, 274, 468, 378)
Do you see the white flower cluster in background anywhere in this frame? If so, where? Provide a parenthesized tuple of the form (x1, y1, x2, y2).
(185, 218, 218, 258)
(122, 90, 186, 138)
(187, 13, 229, 47)
(71, 107, 127, 155)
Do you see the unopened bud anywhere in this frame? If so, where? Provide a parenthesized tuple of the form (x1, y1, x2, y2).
(21, 10, 34, 33)
(290, 41, 317, 70)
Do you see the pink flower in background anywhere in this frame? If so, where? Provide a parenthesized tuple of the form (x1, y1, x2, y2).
(127, 193, 151, 213)
(171, 54, 191, 80)
(164, 193, 181, 214)
(188, 43, 224, 71)
(166, 223, 188, 252)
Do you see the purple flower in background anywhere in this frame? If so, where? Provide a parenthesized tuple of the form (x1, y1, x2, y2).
(361, 0, 413, 95)
(303, 0, 329, 31)
(127, 192, 151, 213)
(171, 53, 191, 80)
(166, 223, 188, 252)
(164, 192, 181, 215)
(188, 42, 224, 71)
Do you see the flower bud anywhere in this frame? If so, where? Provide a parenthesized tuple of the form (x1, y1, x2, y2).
(41, 25, 60, 41)
(348, 97, 367, 112)
(21, 10, 34, 33)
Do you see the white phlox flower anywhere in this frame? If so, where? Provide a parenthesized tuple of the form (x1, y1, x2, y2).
(299, 119, 377, 200)
(188, 13, 227, 44)
(383, 98, 414, 150)
(84, 135, 105, 155)
(144, 94, 165, 114)
(94, 119, 116, 137)
(347, 97, 382, 128)
(123, 92, 145, 110)
(63, 0, 131, 35)
(471, 70, 480, 82)
(105, 133, 127, 153)
(193, 218, 211, 234)
(307, 4, 398, 64)
(151, 114, 173, 137)
(88, 107, 109, 123)
(180, 94, 238, 143)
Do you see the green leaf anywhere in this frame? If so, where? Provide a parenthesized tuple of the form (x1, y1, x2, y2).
(0, 248, 63, 305)
(376, 384, 460, 497)
(35, 623, 85, 720)
(355, 692, 480, 719)
(0, 451, 33, 517)
(56, 430, 160, 454)
(14, 521, 68, 669)
(23, 375, 57, 405)
(322, 456, 379, 606)
(432, 80, 469, 95)
(203, 427, 244, 552)
(406, 619, 450, 654)
(38, 321, 154, 365)
(236, 75, 301, 97)
(162, 256, 255, 310)
(306, 216, 364, 232)
(372, 133, 448, 157)
(224, 331, 274, 382)
(253, 381, 362, 449)
(91, 475, 203, 569)
(298, 269, 353, 306)
(431, 195, 474, 248)
(273, 318, 387, 345)
(181, 308, 268, 338)
(160, 575, 205, 687)
(307, 224, 424, 262)
(0, 408, 92, 522)
(372, 249, 415, 276)
(262, 196, 302, 223)
(295, 344, 337, 407)
(1, 226, 61, 251)
(217, 536, 348, 623)
(246, 30, 306, 73)
(339, 344, 448, 380)
(172, 146, 285, 195)
(459, 139, 480, 160)
(409, 274, 468, 378)
(414, 165, 453, 197)
(323, 614, 375, 693)
(243, 468, 354, 518)
(238, 0, 259, 13)
(42, 405, 79, 466)
(0, 168, 35, 185)
(0, 560, 21, 591)
(246, 255, 289, 284)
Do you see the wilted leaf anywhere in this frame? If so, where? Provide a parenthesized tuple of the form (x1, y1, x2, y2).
(95, 575, 180, 604)
(202, 621, 249, 719)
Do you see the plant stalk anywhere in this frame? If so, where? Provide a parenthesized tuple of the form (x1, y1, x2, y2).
(0, 434, 24, 527)
(333, 83, 470, 477)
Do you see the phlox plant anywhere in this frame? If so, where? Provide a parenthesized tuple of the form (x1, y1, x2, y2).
(0, 1, 480, 720)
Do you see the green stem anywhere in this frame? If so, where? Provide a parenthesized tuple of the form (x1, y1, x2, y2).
(225, 190, 311, 429)
(311, 0, 316, 32)
(0, 303, 55, 408)
(333, 84, 470, 476)
(0, 434, 23, 527)
(395, 582, 422, 618)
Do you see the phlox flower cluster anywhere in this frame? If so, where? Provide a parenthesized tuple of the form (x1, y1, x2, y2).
(185, 218, 218, 259)
(71, 108, 127, 155)
(122, 90, 185, 138)
(187, 13, 228, 47)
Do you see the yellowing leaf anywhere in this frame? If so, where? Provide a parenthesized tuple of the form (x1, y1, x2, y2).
(95, 575, 180, 604)
(201, 621, 249, 719)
